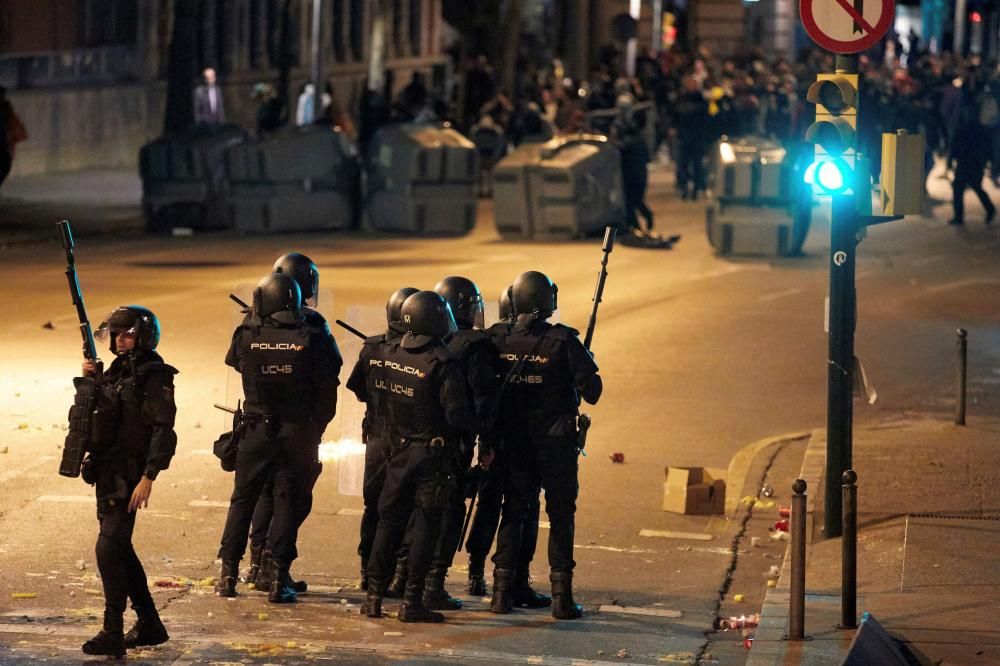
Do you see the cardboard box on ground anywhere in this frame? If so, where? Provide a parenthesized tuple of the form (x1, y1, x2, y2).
(663, 467, 726, 514)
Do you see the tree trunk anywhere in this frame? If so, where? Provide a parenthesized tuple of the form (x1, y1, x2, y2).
(500, 0, 521, 95)
(163, 0, 200, 133)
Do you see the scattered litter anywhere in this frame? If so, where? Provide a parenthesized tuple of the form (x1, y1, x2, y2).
(778, 506, 791, 518)
(68, 591, 76, 597)
(160, 555, 172, 563)
(767, 565, 780, 578)
(616, 648, 630, 658)
(201, 495, 209, 500)
(598, 605, 682, 618)
(42, 321, 55, 330)
(767, 579, 777, 588)
(172, 227, 194, 237)
(257, 612, 268, 620)
(77, 560, 86, 571)
(750, 537, 762, 548)
(11, 593, 37, 599)
(773, 519, 789, 532)
(658, 653, 696, 663)
(761, 484, 774, 498)
(17, 423, 28, 430)
(743, 636, 754, 649)
(0, 446, 7, 454)
(756, 500, 775, 509)
(610, 453, 625, 463)
(598, 650, 606, 656)
(639, 529, 712, 541)
(84, 589, 102, 595)
(715, 613, 759, 630)
(339, 598, 348, 605)
(154, 580, 186, 588)
(769, 531, 789, 542)
(286, 641, 297, 648)
(207, 612, 214, 618)
(733, 594, 745, 602)
(194, 577, 216, 588)
(194, 423, 202, 429)
(384, 631, 403, 637)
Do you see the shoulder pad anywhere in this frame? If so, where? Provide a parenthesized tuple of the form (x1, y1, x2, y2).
(137, 362, 179, 379)
(363, 334, 386, 346)
(549, 323, 581, 340)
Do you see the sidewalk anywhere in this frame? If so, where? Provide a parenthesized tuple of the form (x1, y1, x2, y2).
(0, 169, 143, 246)
(748, 418, 1000, 665)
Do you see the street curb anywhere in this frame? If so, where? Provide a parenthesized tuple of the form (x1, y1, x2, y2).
(724, 431, 812, 515)
(746, 428, 828, 665)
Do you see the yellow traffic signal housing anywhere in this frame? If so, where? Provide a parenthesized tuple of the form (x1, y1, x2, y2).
(804, 73, 859, 196)
(880, 130, 924, 216)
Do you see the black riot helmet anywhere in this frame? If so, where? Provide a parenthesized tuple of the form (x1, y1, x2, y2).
(511, 270, 558, 318)
(252, 272, 302, 323)
(95, 305, 161, 353)
(434, 276, 484, 329)
(400, 291, 457, 348)
(498, 287, 513, 322)
(386, 286, 419, 333)
(272, 252, 319, 303)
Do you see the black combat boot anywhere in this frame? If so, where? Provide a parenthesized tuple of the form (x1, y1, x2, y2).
(512, 568, 552, 609)
(361, 579, 384, 618)
(268, 559, 297, 604)
(467, 555, 487, 596)
(550, 571, 583, 620)
(243, 544, 263, 585)
(489, 568, 514, 614)
(289, 571, 308, 593)
(123, 607, 169, 649)
(82, 609, 126, 658)
(216, 560, 238, 597)
(385, 560, 407, 599)
(398, 582, 445, 623)
(360, 556, 368, 591)
(423, 566, 463, 610)
(254, 549, 272, 590)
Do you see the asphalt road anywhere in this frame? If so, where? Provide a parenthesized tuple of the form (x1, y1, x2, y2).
(0, 166, 998, 664)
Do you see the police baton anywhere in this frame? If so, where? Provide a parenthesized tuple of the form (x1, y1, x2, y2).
(335, 319, 369, 340)
(457, 465, 483, 555)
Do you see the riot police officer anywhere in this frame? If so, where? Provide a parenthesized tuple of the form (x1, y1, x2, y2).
(348, 286, 417, 589)
(244, 253, 343, 592)
(216, 273, 339, 603)
(356, 291, 474, 623)
(490, 271, 602, 619)
(463, 289, 546, 607)
(78, 306, 176, 657)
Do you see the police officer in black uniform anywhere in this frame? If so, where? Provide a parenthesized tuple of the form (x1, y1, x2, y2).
(216, 273, 339, 603)
(349, 286, 417, 589)
(463, 289, 546, 607)
(355, 291, 474, 623)
(78, 306, 177, 658)
(490, 271, 602, 619)
(244, 253, 343, 592)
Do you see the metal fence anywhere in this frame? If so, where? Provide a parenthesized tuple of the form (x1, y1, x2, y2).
(0, 45, 140, 90)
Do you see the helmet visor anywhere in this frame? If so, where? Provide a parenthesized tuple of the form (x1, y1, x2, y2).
(95, 309, 139, 343)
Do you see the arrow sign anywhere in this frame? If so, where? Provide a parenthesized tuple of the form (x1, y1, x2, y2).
(800, 0, 894, 53)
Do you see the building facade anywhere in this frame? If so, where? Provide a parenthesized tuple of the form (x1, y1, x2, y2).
(0, 0, 446, 176)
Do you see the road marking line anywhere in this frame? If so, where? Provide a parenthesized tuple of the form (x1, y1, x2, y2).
(598, 605, 683, 618)
(335, 508, 364, 516)
(187, 500, 230, 508)
(758, 287, 804, 303)
(539, 520, 550, 529)
(910, 255, 944, 267)
(926, 278, 1000, 294)
(0, 455, 55, 483)
(638, 529, 713, 541)
(576, 544, 656, 554)
(855, 270, 878, 280)
(36, 495, 91, 503)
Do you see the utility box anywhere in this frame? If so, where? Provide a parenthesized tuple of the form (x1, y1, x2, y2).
(224, 125, 359, 234)
(880, 130, 924, 216)
(139, 124, 248, 232)
(706, 204, 810, 256)
(366, 124, 479, 235)
(493, 135, 624, 240)
(662, 466, 727, 515)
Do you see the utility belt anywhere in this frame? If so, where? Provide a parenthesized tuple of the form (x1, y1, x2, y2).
(390, 435, 451, 453)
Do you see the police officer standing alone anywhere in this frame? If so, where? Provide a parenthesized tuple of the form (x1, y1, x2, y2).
(350, 286, 418, 589)
(243, 253, 343, 592)
(352, 291, 474, 623)
(216, 273, 339, 603)
(79, 306, 177, 657)
(490, 271, 602, 619)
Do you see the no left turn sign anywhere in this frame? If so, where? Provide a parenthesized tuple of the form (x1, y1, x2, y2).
(800, 0, 895, 54)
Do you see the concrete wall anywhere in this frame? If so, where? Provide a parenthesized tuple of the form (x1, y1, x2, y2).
(690, 0, 746, 57)
(8, 84, 165, 177)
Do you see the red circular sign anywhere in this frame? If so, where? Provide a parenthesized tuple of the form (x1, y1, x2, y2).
(800, 0, 895, 54)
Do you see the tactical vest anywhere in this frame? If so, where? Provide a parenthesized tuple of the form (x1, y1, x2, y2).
(446, 327, 492, 367)
(377, 341, 450, 441)
(93, 353, 177, 456)
(494, 322, 579, 435)
(361, 334, 393, 440)
(240, 323, 314, 423)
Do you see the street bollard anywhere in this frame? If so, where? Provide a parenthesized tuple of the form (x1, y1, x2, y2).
(841, 470, 858, 629)
(956, 329, 967, 426)
(789, 479, 807, 640)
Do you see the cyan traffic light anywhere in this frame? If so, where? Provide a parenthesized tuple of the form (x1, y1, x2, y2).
(804, 73, 859, 197)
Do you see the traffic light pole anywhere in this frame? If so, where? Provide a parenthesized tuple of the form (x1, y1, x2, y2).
(825, 193, 857, 538)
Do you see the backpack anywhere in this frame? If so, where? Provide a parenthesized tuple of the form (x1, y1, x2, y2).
(978, 92, 1000, 128)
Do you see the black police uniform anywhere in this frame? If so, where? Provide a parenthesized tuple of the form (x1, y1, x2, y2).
(357, 334, 473, 620)
(490, 317, 601, 616)
(347, 327, 401, 584)
(246, 307, 342, 584)
(87, 350, 177, 652)
(217, 310, 339, 595)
